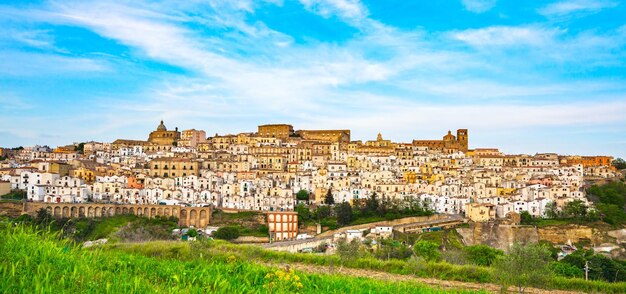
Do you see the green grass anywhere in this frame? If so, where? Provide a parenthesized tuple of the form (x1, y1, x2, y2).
(42, 214, 179, 242)
(0, 225, 474, 293)
(0, 190, 26, 200)
(134, 239, 625, 294)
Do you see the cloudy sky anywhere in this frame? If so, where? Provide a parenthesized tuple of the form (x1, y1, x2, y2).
(1, 0, 625, 157)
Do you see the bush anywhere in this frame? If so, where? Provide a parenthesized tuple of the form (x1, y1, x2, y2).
(550, 262, 583, 278)
(463, 245, 503, 266)
(295, 190, 309, 201)
(413, 240, 441, 262)
(213, 226, 240, 240)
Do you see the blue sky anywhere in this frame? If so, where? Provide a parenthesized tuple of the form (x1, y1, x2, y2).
(0, 0, 625, 158)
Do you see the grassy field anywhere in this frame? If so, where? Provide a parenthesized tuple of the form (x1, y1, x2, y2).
(0, 225, 476, 293)
(114, 239, 626, 293)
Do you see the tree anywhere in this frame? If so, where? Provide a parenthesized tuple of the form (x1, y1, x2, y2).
(520, 211, 534, 225)
(74, 142, 85, 154)
(493, 243, 552, 293)
(294, 203, 311, 226)
(544, 201, 559, 219)
(314, 205, 331, 221)
(324, 189, 335, 205)
(413, 240, 440, 262)
(365, 192, 380, 215)
(186, 228, 198, 238)
(34, 208, 53, 226)
(296, 189, 310, 201)
(335, 202, 353, 226)
(213, 226, 240, 240)
(463, 244, 503, 266)
(613, 158, 626, 170)
(563, 200, 587, 218)
(336, 239, 367, 262)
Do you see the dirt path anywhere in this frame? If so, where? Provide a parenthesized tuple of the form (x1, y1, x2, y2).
(258, 261, 581, 294)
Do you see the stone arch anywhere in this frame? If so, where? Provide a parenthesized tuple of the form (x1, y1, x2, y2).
(150, 208, 156, 218)
(122, 207, 129, 214)
(115, 207, 121, 215)
(180, 209, 188, 226)
(130, 207, 135, 215)
(88, 207, 94, 217)
(144, 207, 149, 217)
(164, 208, 170, 217)
(79, 206, 85, 217)
(157, 208, 163, 217)
(62, 206, 69, 218)
(136, 207, 142, 216)
(53, 206, 61, 217)
(108, 207, 114, 216)
(172, 208, 177, 218)
(189, 209, 198, 227)
(199, 210, 208, 227)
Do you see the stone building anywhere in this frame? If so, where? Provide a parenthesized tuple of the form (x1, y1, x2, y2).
(296, 129, 351, 143)
(412, 129, 468, 153)
(148, 120, 180, 145)
(258, 124, 294, 139)
(150, 158, 199, 178)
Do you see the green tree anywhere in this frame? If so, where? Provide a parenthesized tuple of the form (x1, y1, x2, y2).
(365, 192, 380, 215)
(412, 240, 441, 262)
(463, 244, 504, 266)
(544, 201, 559, 219)
(493, 242, 552, 293)
(186, 228, 198, 238)
(563, 200, 588, 218)
(596, 203, 626, 225)
(549, 262, 583, 278)
(613, 158, 626, 170)
(213, 226, 240, 240)
(314, 205, 331, 221)
(295, 189, 310, 201)
(294, 203, 311, 226)
(74, 142, 85, 154)
(324, 189, 335, 205)
(336, 239, 367, 262)
(34, 208, 53, 226)
(335, 202, 353, 226)
(520, 211, 534, 225)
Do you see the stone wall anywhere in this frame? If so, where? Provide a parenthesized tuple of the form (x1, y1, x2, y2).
(538, 225, 601, 245)
(0, 202, 23, 218)
(457, 222, 607, 251)
(457, 223, 538, 251)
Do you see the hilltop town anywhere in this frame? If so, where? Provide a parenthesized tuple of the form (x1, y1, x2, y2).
(0, 121, 622, 239)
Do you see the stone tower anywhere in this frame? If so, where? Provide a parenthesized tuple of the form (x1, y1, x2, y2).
(457, 129, 468, 153)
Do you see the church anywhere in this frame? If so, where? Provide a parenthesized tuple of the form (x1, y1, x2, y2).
(148, 120, 180, 146)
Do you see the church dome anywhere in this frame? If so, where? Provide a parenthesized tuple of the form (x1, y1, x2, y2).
(156, 120, 167, 131)
(443, 130, 456, 141)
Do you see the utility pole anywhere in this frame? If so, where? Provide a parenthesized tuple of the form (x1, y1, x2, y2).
(584, 261, 589, 281)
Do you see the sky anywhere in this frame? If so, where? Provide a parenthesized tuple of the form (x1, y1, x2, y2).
(0, 0, 625, 158)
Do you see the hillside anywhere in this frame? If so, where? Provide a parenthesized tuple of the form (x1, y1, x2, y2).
(0, 225, 477, 293)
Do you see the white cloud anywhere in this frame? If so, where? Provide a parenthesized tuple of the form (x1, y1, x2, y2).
(1, 0, 626, 157)
(451, 26, 560, 47)
(0, 51, 109, 76)
(299, 0, 368, 21)
(461, 0, 497, 13)
(539, 0, 618, 17)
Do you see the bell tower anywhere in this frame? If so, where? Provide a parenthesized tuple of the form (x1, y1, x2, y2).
(457, 129, 468, 153)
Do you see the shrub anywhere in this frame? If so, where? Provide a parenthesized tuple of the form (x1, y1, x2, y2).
(213, 226, 240, 240)
(463, 245, 503, 266)
(413, 240, 441, 262)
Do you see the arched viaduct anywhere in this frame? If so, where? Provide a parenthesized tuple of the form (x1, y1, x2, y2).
(22, 202, 211, 228)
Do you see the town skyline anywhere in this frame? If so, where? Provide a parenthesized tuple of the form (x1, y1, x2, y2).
(1, 1, 626, 158)
(1, 120, 624, 159)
